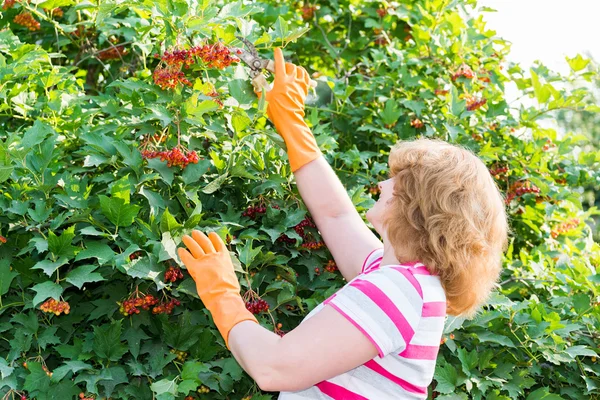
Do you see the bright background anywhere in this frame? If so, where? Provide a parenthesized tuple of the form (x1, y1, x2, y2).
(478, 0, 600, 74)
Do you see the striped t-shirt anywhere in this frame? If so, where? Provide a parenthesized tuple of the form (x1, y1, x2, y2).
(278, 248, 447, 400)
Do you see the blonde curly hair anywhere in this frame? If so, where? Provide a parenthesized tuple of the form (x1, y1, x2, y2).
(382, 138, 511, 319)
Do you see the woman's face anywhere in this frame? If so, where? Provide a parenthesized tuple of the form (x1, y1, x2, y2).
(366, 178, 395, 236)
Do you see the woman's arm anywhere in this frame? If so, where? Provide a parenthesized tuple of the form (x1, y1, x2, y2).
(294, 156, 383, 280)
(228, 305, 378, 392)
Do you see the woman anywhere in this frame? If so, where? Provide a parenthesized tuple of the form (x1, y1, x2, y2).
(177, 48, 510, 399)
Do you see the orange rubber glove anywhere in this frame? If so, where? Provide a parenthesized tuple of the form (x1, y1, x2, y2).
(255, 48, 322, 172)
(177, 230, 257, 348)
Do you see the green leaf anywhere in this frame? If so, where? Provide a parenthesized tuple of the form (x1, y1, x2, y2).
(123, 326, 150, 360)
(449, 85, 465, 117)
(99, 195, 141, 227)
(122, 256, 162, 281)
(526, 387, 564, 400)
(66, 264, 105, 289)
(160, 208, 183, 233)
(434, 363, 458, 394)
(227, 79, 255, 105)
(202, 173, 228, 194)
(566, 54, 590, 72)
(48, 225, 77, 259)
(151, 378, 178, 396)
(50, 361, 93, 382)
(37, 326, 61, 349)
(0, 260, 18, 296)
(0, 358, 14, 379)
(237, 239, 263, 267)
(19, 120, 54, 151)
(530, 70, 551, 104)
(31, 257, 69, 277)
(30, 281, 63, 307)
(161, 311, 202, 350)
(565, 345, 597, 358)
(93, 320, 128, 362)
(23, 362, 51, 395)
(74, 241, 116, 265)
(380, 99, 402, 126)
(181, 361, 210, 382)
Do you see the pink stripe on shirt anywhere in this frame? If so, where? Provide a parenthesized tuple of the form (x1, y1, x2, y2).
(324, 302, 385, 358)
(391, 267, 423, 298)
(422, 301, 446, 317)
(349, 279, 415, 343)
(399, 344, 440, 360)
(364, 360, 428, 395)
(316, 381, 369, 399)
(361, 248, 382, 273)
(411, 266, 433, 275)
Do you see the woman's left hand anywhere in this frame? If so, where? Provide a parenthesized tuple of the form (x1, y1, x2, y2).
(177, 230, 257, 348)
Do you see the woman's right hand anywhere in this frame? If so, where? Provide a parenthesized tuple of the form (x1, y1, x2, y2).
(253, 48, 321, 173)
(254, 48, 312, 126)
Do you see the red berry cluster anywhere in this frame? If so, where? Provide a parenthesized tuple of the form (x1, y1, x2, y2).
(478, 72, 491, 83)
(275, 322, 287, 337)
(410, 118, 424, 128)
(161, 42, 239, 70)
(465, 95, 487, 111)
(301, 5, 317, 21)
(141, 147, 199, 168)
(368, 185, 380, 196)
(207, 90, 224, 108)
(376, 8, 387, 17)
(542, 138, 557, 151)
(277, 216, 325, 250)
(119, 294, 159, 315)
(152, 298, 181, 314)
(242, 205, 267, 219)
(302, 241, 325, 250)
(451, 64, 475, 81)
(43, 7, 63, 17)
(40, 298, 70, 316)
(551, 218, 580, 239)
(129, 251, 143, 261)
(97, 44, 128, 61)
(2, 0, 15, 10)
(245, 298, 269, 314)
(374, 35, 389, 46)
(165, 266, 184, 282)
(505, 181, 540, 204)
(0, 235, 6, 243)
(325, 260, 338, 273)
(435, 88, 449, 96)
(489, 164, 509, 177)
(79, 392, 94, 400)
(153, 65, 192, 90)
(14, 12, 41, 31)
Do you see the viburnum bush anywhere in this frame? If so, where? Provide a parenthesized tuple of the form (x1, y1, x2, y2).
(0, 0, 598, 399)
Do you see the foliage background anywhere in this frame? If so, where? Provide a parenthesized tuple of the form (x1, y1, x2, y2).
(0, 0, 599, 399)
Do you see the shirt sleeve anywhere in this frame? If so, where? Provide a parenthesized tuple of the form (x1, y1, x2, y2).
(324, 266, 424, 358)
(361, 248, 384, 273)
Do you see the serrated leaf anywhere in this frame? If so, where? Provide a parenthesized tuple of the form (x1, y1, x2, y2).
(434, 363, 458, 394)
(48, 225, 77, 259)
(123, 326, 150, 359)
(74, 241, 116, 265)
(50, 361, 93, 382)
(566, 54, 590, 72)
(30, 281, 63, 307)
(23, 362, 51, 395)
(37, 326, 60, 350)
(0, 358, 14, 379)
(93, 320, 128, 362)
(66, 264, 105, 289)
(0, 260, 18, 296)
(31, 257, 69, 277)
(99, 195, 141, 227)
(202, 173, 228, 194)
(151, 378, 178, 396)
(160, 208, 183, 233)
